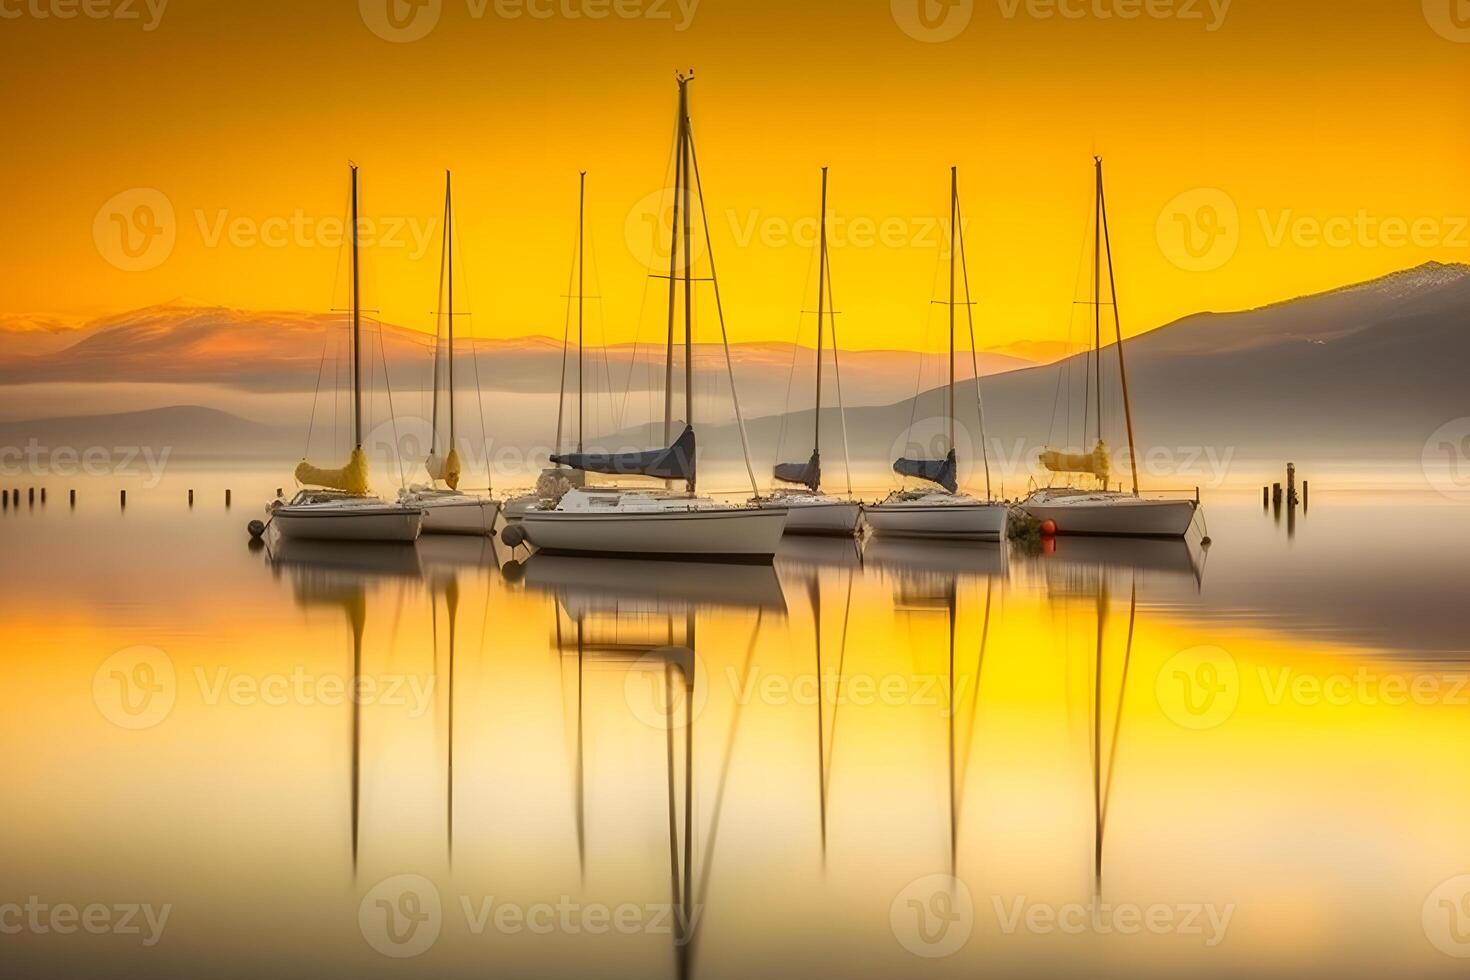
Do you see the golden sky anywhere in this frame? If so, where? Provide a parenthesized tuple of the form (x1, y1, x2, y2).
(2, 0, 1468, 352)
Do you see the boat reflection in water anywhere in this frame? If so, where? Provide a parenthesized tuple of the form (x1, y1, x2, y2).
(265, 537, 426, 872)
(529, 551, 776, 980)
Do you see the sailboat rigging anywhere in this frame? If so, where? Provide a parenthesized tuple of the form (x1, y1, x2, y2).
(866, 167, 1010, 542)
(400, 171, 502, 535)
(1022, 158, 1199, 538)
(267, 164, 425, 543)
(759, 167, 863, 537)
(514, 73, 788, 560)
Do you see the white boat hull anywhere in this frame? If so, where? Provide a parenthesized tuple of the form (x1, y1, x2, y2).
(520, 507, 789, 559)
(1023, 493, 1197, 538)
(272, 506, 424, 543)
(416, 496, 501, 536)
(762, 499, 863, 537)
(865, 499, 1010, 541)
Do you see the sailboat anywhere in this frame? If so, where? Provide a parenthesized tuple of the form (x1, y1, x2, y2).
(514, 73, 788, 560)
(865, 168, 1009, 542)
(502, 171, 596, 523)
(759, 167, 863, 537)
(269, 165, 425, 543)
(399, 171, 502, 535)
(1021, 158, 1198, 538)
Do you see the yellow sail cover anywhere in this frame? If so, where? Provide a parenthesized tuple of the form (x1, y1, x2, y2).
(425, 448, 462, 491)
(1040, 441, 1111, 484)
(295, 447, 371, 496)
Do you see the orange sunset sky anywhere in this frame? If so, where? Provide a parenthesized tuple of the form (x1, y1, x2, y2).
(2, 0, 1468, 353)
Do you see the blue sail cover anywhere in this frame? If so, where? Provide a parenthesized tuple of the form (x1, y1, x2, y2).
(893, 449, 958, 494)
(773, 452, 821, 492)
(552, 425, 696, 484)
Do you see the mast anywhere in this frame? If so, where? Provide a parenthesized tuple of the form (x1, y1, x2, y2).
(680, 76, 695, 493)
(1097, 158, 1141, 495)
(577, 170, 586, 454)
(446, 170, 456, 452)
(1093, 158, 1103, 452)
(663, 80, 687, 455)
(814, 167, 828, 463)
(351, 164, 363, 449)
(948, 167, 958, 455)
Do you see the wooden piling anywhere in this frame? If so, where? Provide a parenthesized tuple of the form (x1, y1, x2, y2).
(69, 489, 76, 507)
(120, 490, 127, 508)
(39, 488, 45, 503)
(1287, 463, 1298, 506)
(28, 488, 34, 505)
(1263, 485, 1269, 507)
(1272, 483, 1282, 506)
(188, 489, 194, 506)
(1, 489, 7, 508)
(225, 489, 232, 507)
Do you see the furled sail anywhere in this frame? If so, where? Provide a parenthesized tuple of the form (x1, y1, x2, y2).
(425, 448, 463, 490)
(1039, 441, 1111, 483)
(773, 452, 821, 493)
(893, 449, 958, 494)
(295, 447, 371, 496)
(551, 425, 696, 484)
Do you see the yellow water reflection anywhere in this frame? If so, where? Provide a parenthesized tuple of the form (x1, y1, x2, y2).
(1, 507, 1468, 979)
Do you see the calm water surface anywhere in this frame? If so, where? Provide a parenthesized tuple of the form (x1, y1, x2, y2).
(2, 479, 1468, 978)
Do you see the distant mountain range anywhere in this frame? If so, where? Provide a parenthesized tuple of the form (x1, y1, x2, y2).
(0, 303, 1034, 411)
(3, 262, 1465, 487)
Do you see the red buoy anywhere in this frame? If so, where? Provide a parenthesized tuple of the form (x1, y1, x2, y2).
(1040, 520, 1058, 537)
